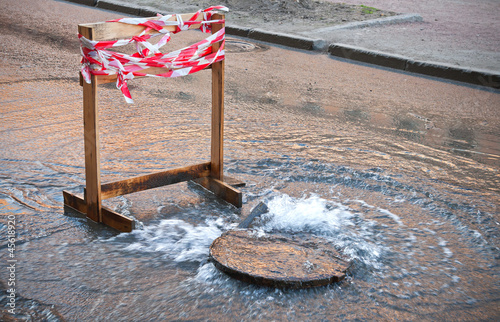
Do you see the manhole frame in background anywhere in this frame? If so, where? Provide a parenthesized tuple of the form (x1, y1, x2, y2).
(225, 38, 269, 53)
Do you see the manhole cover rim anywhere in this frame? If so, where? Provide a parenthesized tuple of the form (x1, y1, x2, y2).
(210, 230, 351, 288)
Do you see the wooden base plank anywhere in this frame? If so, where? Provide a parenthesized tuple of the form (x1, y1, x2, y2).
(100, 162, 211, 199)
(101, 208, 135, 233)
(193, 176, 243, 208)
(63, 190, 86, 214)
(63, 190, 135, 232)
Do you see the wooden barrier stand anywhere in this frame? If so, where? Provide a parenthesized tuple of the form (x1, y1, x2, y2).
(63, 13, 243, 232)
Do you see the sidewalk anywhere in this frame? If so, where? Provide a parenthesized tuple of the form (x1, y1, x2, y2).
(65, 0, 499, 89)
(321, 0, 500, 71)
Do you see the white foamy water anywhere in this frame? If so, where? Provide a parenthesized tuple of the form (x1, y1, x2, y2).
(260, 194, 388, 270)
(105, 194, 389, 273)
(261, 194, 355, 233)
(106, 217, 234, 262)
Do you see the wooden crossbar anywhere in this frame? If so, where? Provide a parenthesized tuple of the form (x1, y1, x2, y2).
(79, 13, 206, 41)
(100, 163, 211, 199)
(64, 13, 244, 232)
(80, 66, 213, 86)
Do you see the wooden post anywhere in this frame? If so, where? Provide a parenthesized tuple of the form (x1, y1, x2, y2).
(80, 25, 102, 223)
(210, 14, 225, 181)
(192, 14, 243, 208)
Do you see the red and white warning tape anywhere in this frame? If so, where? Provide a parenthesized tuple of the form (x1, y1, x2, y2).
(79, 6, 228, 103)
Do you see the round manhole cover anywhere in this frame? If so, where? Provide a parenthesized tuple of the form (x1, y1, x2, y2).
(210, 230, 352, 288)
(225, 38, 268, 53)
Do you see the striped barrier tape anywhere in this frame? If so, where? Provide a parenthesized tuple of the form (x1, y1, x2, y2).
(79, 6, 228, 103)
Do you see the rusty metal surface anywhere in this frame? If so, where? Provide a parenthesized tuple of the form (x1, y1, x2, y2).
(210, 230, 351, 288)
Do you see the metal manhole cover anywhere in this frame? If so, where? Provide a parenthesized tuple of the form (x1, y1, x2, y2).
(210, 230, 352, 288)
(225, 38, 268, 53)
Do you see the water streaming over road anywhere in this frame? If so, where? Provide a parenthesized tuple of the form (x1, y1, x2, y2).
(0, 39, 499, 320)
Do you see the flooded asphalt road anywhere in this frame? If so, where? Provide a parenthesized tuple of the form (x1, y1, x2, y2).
(0, 0, 499, 320)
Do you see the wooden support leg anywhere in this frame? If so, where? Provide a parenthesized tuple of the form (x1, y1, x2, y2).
(211, 14, 225, 181)
(202, 15, 243, 207)
(83, 74, 102, 222)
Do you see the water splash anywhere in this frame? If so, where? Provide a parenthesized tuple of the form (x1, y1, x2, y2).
(105, 217, 234, 262)
(261, 194, 354, 233)
(259, 194, 388, 270)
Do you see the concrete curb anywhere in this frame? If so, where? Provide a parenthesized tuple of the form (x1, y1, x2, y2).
(64, 0, 500, 89)
(307, 13, 423, 35)
(65, 0, 97, 6)
(96, 0, 141, 16)
(225, 25, 250, 38)
(226, 26, 327, 51)
(248, 29, 324, 51)
(328, 43, 500, 89)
